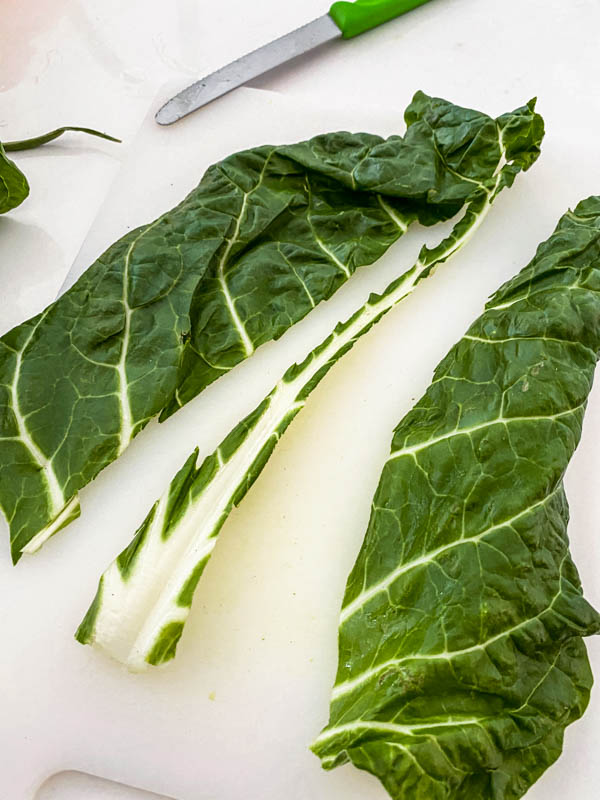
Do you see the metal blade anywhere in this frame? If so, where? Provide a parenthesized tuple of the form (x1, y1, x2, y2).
(155, 15, 341, 125)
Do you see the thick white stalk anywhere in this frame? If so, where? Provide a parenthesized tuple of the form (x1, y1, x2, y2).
(80, 181, 499, 671)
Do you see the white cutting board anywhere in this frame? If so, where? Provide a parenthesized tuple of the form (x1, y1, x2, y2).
(1, 88, 599, 800)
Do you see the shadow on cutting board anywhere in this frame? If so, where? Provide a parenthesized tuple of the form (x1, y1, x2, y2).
(36, 771, 176, 800)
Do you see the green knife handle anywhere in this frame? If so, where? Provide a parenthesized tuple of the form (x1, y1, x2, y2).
(329, 0, 433, 38)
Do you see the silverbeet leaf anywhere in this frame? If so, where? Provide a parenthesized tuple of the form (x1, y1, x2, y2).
(311, 198, 600, 800)
(0, 92, 542, 562)
(0, 127, 120, 215)
(0, 142, 29, 214)
(75, 100, 544, 671)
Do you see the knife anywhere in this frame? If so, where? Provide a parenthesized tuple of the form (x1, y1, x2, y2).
(156, 0, 435, 125)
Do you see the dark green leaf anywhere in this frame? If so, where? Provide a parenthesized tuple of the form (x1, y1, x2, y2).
(0, 126, 119, 215)
(0, 142, 29, 214)
(75, 101, 544, 672)
(0, 93, 543, 561)
(312, 198, 600, 800)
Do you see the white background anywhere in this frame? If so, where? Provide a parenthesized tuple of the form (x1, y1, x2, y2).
(1, 1, 600, 799)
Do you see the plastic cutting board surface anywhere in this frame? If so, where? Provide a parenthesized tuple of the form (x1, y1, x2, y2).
(1, 89, 599, 800)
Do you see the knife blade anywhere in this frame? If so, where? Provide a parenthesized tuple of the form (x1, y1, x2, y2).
(156, 0, 435, 125)
(156, 15, 340, 126)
